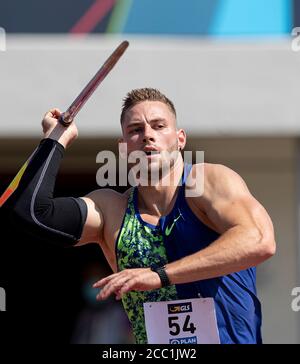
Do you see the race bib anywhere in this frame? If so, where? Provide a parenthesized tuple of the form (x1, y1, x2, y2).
(143, 298, 220, 344)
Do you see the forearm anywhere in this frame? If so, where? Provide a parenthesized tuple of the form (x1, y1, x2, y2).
(165, 226, 271, 285)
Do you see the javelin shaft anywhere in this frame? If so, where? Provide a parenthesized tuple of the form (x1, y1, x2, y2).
(59, 40, 129, 126)
(0, 41, 129, 207)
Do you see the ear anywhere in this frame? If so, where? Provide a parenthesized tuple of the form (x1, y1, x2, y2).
(177, 129, 186, 151)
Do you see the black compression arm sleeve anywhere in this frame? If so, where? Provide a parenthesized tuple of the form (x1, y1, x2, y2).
(9, 138, 87, 247)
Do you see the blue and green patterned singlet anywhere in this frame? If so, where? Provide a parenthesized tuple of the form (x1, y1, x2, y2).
(115, 164, 262, 344)
(116, 186, 179, 343)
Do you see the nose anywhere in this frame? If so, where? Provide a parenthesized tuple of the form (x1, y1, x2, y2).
(142, 124, 155, 144)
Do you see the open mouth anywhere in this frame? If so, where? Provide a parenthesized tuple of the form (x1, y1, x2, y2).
(145, 151, 160, 156)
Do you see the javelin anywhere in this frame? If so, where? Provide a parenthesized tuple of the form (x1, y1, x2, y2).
(0, 40, 129, 207)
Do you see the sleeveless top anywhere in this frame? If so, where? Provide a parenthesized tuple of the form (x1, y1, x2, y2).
(115, 164, 262, 344)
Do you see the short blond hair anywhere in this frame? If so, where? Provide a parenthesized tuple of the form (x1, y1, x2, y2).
(120, 88, 176, 123)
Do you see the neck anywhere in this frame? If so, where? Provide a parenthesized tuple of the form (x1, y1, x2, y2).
(137, 157, 184, 216)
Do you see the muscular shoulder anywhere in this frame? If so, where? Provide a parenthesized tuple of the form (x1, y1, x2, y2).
(191, 163, 250, 201)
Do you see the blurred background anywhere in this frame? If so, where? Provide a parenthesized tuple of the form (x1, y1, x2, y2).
(0, 0, 299, 344)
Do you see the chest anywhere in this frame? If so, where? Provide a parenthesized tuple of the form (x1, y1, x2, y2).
(116, 197, 220, 271)
(139, 196, 218, 234)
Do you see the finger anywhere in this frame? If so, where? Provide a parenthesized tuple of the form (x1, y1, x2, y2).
(92, 273, 119, 288)
(50, 108, 62, 118)
(118, 278, 138, 296)
(115, 289, 122, 300)
(97, 277, 127, 300)
(97, 275, 131, 300)
(44, 108, 62, 119)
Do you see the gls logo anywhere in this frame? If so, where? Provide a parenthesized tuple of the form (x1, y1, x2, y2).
(291, 287, 300, 312)
(168, 302, 192, 314)
(0, 287, 6, 311)
(291, 27, 300, 52)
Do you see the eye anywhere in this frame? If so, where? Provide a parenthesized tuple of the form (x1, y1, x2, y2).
(129, 127, 142, 134)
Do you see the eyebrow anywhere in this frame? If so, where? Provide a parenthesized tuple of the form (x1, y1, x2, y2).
(150, 118, 167, 123)
(126, 118, 167, 129)
(126, 121, 144, 129)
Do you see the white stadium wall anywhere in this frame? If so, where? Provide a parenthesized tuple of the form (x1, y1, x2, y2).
(0, 35, 299, 137)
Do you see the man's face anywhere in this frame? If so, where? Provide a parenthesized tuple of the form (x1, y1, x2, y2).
(120, 101, 185, 174)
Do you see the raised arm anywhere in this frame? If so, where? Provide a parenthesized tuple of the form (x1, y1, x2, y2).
(9, 109, 103, 247)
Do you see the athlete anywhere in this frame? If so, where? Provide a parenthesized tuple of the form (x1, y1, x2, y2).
(9, 88, 276, 344)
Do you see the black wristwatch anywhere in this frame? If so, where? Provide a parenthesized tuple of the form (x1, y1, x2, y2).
(151, 266, 171, 287)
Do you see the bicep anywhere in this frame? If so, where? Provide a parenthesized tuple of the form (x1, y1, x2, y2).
(207, 195, 270, 234)
(76, 195, 104, 246)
